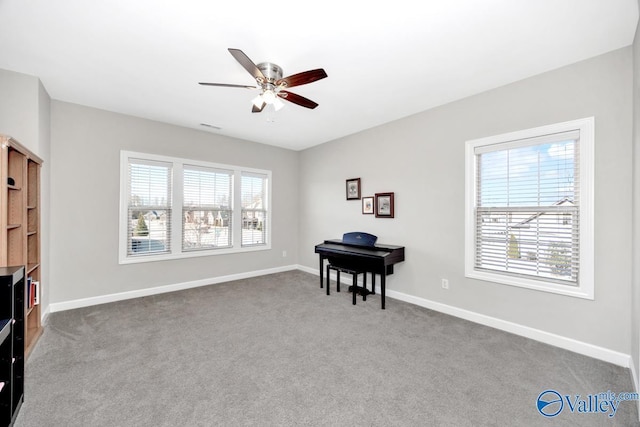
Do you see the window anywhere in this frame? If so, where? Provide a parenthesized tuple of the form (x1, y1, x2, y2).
(120, 151, 271, 263)
(465, 118, 594, 299)
(241, 172, 268, 247)
(127, 158, 172, 256)
(183, 165, 233, 250)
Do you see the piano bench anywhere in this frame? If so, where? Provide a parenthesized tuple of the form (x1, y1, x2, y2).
(326, 264, 370, 305)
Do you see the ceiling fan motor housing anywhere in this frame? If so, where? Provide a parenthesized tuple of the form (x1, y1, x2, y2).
(257, 62, 283, 84)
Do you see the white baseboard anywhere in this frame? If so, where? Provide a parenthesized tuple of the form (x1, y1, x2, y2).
(41, 305, 51, 325)
(297, 264, 369, 286)
(630, 357, 640, 420)
(296, 264, 317, 275)
(46, 263, 632, 369)
(632, 357, 639, 392)
(48, 265, 298, 313)
(386, 288, 630, 367)
(300, 264, 631, 368)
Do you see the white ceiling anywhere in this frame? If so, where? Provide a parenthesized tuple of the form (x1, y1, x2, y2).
(0, 1, 637, 151)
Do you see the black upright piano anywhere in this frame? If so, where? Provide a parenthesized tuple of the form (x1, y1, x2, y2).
(314, 232, 405, 309)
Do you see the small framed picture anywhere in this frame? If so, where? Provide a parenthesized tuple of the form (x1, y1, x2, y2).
(362, 196, 374, 214)
(346, 178, 361, 200)
(375, 192, 395, 218)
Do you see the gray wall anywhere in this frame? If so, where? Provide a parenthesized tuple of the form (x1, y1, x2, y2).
(299, 47, 633, 354)
(632, 2, 640, 394)
(50, 101, 299, 303)
(38, 80, 51, 312)
(0, 68, 40, 150)
(0, 68, 51, 311)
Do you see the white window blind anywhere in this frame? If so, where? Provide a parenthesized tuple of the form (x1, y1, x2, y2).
(241, 172, 268, 246)
(120, 151, 272, 264)
(127, 159, 172, 256)
(183, 165, 233, 250)
(475, 131, 579, 285)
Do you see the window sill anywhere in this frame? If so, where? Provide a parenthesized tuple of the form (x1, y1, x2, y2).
(119, 244, 272, 265)
(465, 268, 594, 300)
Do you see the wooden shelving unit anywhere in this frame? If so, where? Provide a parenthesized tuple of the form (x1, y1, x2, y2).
(0, 135, 43, 357)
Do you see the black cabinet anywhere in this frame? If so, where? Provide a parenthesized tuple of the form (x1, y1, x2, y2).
(0, 267, 24, 426)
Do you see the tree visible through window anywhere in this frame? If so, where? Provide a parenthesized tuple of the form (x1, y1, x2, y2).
(183, 165, 233, 250)
(475, 137, 578, 283)
(241, 172, 268, 246)
(120, 151, 272, 263)
(127, 159, 171, 256)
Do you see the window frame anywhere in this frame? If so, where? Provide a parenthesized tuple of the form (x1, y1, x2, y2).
(182, 164, 234, 252)
(119, 151, 272, 264)
(240, 171, 269, 248)
(125, 157, 173, 258)
(464, 117, 595, 299)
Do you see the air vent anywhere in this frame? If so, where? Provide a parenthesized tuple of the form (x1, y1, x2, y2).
(200, 123, 221, 130)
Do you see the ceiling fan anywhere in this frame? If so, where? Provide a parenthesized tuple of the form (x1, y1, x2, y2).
(199, 48, 328, 113)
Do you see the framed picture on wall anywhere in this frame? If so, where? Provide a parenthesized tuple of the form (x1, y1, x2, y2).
(362, 196, 374, 214)
(375, 192, 394, 218)
(346, 178, 361, 200)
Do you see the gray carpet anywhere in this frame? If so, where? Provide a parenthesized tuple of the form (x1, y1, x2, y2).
(14, 270, 640, 426)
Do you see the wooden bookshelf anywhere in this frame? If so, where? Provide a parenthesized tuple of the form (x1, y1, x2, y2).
(0, 135, 43, 356)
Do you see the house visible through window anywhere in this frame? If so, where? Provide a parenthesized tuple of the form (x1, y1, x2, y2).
(465, 118, 594, 299)
(120, 151, 271, 263)
(183, 165, 233, 251)
(241, 172, 268, 247)
(127, 159, 172, 256)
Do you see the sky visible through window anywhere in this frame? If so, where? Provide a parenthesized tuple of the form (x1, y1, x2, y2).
(479, 140, 575, 208)
(130, 165, 264, 208)
(241, 175, 265, 208)
(183, 168, 231, 208)
(130, 163, 170, 206)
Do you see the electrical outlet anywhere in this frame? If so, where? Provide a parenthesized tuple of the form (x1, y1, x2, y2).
(441, 278, 449, 290)
(282, 250, 287, 258)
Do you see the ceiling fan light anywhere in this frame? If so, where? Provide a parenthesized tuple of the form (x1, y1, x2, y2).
(273, 97, 284, 111)
(251, 94, 264, 108)
(262, 89, 276, 104)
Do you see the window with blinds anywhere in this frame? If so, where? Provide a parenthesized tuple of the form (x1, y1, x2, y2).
(127, 159, 172, 256)
(183, 165, 233, 250)
(120, 151, 272, 263)
(465, 118, 594, 299)
(475, 132, 579, 284)
(241, 172, 268, 246)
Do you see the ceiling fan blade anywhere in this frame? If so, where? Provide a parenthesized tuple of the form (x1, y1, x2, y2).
(276, 69, 327, 88)
(199, 82, 257, 89)
(228, 48, 265, 82)
(252, 102, 266, 113)
(278, 91, 319, 109)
